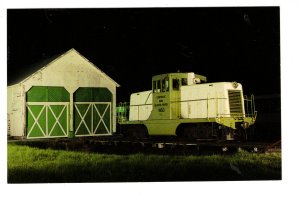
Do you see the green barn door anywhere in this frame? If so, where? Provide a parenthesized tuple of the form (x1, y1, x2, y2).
(74, 87, 112, 136)
(26, 86, 70, 138)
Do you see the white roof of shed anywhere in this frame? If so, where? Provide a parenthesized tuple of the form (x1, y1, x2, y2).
(9, 48, 120, 87)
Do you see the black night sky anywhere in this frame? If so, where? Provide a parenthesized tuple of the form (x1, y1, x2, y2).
(7, 8, 280, 102)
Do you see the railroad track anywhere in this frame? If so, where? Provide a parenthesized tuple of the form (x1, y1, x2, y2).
(8, 135, 281, 155)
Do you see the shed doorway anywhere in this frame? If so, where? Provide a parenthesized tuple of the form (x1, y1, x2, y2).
(74, 87, 112, 136)
(26, 86, 70, 138)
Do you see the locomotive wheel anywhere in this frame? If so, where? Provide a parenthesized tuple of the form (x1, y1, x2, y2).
(234, 129, 248, 142)
(218, 126, 235, 141)
(122, 124, 149, 139)
(176, 123, 218, 140)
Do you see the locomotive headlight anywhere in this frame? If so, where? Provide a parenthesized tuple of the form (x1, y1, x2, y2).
(232, 81, 238, 88)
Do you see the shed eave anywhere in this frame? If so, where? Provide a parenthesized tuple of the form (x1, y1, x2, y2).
(9, 48, 121, 87)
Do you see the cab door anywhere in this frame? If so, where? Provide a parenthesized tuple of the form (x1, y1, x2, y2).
(170, 75, 181, 119)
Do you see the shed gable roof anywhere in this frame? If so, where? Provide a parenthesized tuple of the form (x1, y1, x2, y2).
(9, 48, 120, 87)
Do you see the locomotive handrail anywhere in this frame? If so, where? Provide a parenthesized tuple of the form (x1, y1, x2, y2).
(117, 102, 129, 123)
(244, 94, 257, 119)
(118, 93, 257, 123)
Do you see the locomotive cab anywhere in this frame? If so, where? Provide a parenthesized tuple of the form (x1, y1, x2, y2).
(149, 72, 207, 120)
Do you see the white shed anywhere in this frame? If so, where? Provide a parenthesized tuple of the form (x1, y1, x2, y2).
(7, 48, 120, 139)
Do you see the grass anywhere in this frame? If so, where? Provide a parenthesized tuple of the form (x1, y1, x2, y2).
(7, 143, 281, 183)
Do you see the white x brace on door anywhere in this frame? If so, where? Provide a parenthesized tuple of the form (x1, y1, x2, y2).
(74, 102, 111, 136)
(26, 102, 69, 138)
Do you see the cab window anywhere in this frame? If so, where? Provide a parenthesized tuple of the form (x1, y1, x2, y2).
(157, 80, 161, 92)
(165, 79, 169, 91)
(172, 79, 179, 90)
(162, 78, 169, 92)
(153, 81, 156, 93)
(182, 78, 187, 86)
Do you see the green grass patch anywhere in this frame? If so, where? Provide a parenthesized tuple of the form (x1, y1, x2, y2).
(7, 143, 281, 183)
